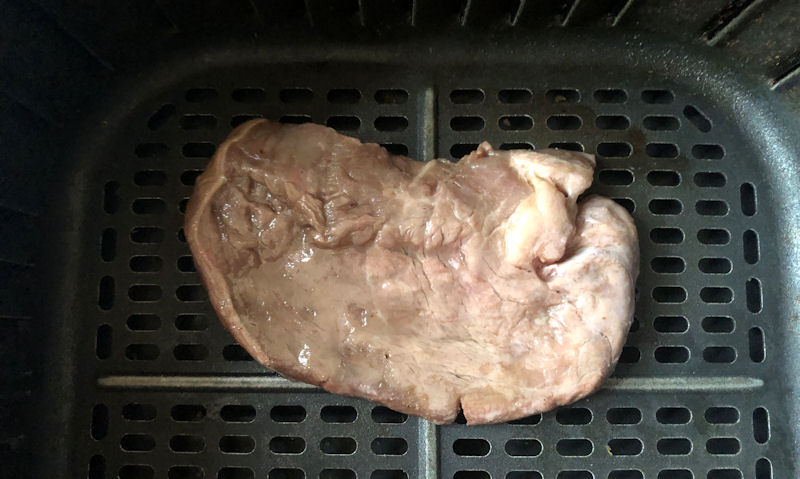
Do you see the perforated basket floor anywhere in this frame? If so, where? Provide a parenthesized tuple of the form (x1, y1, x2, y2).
(67, 43, 791, 479)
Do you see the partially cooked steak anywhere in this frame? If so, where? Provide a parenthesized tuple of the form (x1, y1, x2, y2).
(185, 119, 638, 424)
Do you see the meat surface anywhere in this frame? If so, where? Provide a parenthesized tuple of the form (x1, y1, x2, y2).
(185, 119, 639, 424)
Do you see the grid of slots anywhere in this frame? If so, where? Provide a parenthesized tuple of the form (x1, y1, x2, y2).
(94, 83, 419, 373)
(440, 393, 772, 479)
(85, 393, 418, 479)
(438, 85, 765, 374)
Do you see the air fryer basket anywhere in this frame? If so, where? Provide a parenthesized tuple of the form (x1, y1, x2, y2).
(1, 1, 799, 478)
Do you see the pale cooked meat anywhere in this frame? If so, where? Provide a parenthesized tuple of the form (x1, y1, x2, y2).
(185, 119, 639, 424)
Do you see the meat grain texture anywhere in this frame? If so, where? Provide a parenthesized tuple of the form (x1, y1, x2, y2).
(186, 119, 639, 424)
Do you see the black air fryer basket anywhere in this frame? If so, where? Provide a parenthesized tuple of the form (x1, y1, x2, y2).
(2, 1, 800, 477)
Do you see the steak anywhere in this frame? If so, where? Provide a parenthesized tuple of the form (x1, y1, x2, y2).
(185, 119, 639, 424)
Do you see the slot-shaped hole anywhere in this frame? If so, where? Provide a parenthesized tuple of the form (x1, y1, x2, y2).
(643, 115, 680, 130)
(374, 116, 408, 131)
(508, 414, 541, 425)
(176, 284, 206, 302)
(613, 198, 635, 213)
(372, 406, 407, 423)
(321, 405, 356, 423)
(88, 455, 104, 479)
(127, 314, 160, 331)
(119, 465, 154, 479)
(703, 346, 736, 363)
(705, 407, 739, 424)
(182, 142, 216, 158)
(91, 404, 109, 440)
(651, 257, 685, 274)
(741, 183, 756, 215)
(270, 437, 305, 454)
(599, 169, 633, 186)
(453, 438, 490, 456)
(450, 89, 484, 104)
(607, 439, 642, 456)
(701, 287, 733, 303)
(132, 198, 165, 215)
(652, 284, 689, 301)
(698, 228, 730, 245)
(699, 257, 732, 274)
(593, 89, 627, 103)
(654, 315, 688, 332)
(505, 439, 542, 457)
(650, 227, 683, 244)
(707, 469, 742, 479)
(703, 316, 735, 333)
(609, 471, 642, 479)
(657, 471, 691, 479)
(103, 181, 121, 214)
(135, 143, 168, 159)
(327, 89, 361, 104)
(175, 314, 207, 331)
(320, 470, 355, 479)
(221, 405, 256, 422)
(596, 115, 629, 130)
(268, 405, 306, 423)
(656, 438, 692, 455)
(125, 344, 159, 360)
(694, 172, 726, 187)
(645, 143, 679, 158)
(129, 255, 162, 272)
(747, 278, 762, 313)
(177, 255, 195, 272)
(642, 89, 674, 104)
(654, 346, 689, 363)
(173, 344, 209, 361)
(98, 276, 114, 310)
(498, 88, 532, 104)
(171, 404, 206, 422)
(597, 142, 631, 157)
(556, 472, 591, 479)
(223, 344, 253, 361)
(231, 114, 263, 127)
(128, 284, 162, 301)
(696, 200, 728, 216)
(556, 439, 592, 456)
(756, 459, 771, 479)
(220, 435, 255, 454)
(372, 437, 408, 455)
(753, 407, 769, 443)
(618, 346, 640, 363)
(499, 142, 534, 150)
(451, 116, 485, 131)
(547, 115, 582, 130)
(148, 104, 175, 131)
(706, 437, 740, 455)
(375, 89, 408, 104)
(549, 142, 584, 152)
(381, 143, 409, 155)
(131, 226, 164, 243)
(168, 466, 203, 479)
(279, 88, 313, 104)
(683, 105, 711, 132)
(450, 143, 479, 159)
(499, 115, 532, 130)
(95, 324, 112, 359)
(649, 199, 682, 215)
(556, 407, 592, 425)
(279, 115, 312, 125)
(693, 144, 724, 159)
(122, 403, 156, 422)
(453, 473, 489, 479)
(326, 116, 361, 131)
(546, 89, 579, 103)
(218, 467, 254, 479)
(180, 114, 217, 130)
(657, 407, 691, 424)
(320, 437, 356, 455)
(186, 88, 218, 102)
(606, 408, 641, 425)
(749, 327, 765, 362)
(120, 433, 155, 452)
(743, 230, 759, 264)
(371, 471, 407, 479)
(270, 469, 305, 479)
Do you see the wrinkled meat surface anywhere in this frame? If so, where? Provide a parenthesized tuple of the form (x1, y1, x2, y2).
(186, 119, 639, 424)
